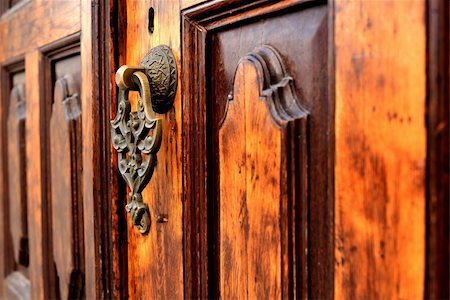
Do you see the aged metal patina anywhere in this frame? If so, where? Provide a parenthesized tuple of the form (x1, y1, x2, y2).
(111, 45, 177, 234)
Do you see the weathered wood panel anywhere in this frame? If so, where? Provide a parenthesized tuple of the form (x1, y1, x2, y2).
(0, 0, 80, 63)
(219, 61, 283, 299)
(2, 67, 31, 300)
(183, 1, 331, 298)
(6, 75, 28, 270)
(334, 1, 426, 299)
(50, 54, 84, 299)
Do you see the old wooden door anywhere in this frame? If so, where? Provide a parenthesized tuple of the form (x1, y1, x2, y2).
(0, 0, 109, 299)
(1, 0, 447, 299)
(104, 0, 447, 298)
(110, 0, 333, 298)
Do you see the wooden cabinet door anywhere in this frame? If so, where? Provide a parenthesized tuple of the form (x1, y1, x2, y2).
(0, 1, 108, 299)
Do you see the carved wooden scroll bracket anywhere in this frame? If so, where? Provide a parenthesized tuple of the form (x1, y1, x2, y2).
(229, 45, 308, 125)
(111, 45, 177, 234)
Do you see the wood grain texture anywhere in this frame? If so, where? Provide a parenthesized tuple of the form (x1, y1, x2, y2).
(425, 0, 449, 298)
(1, 65, 30, 300)
(0, 0, 80, 63)
(0, 1, 83, 299)
(219, 61, 282, 299)
(25, 50, 45, 300)
(115, 0, 202, 298)
(183, 1, 331, 298)
(81, 1, 115, 298)
(334, 1, 427, 299)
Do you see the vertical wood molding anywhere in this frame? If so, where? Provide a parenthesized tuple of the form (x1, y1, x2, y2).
(25, 50, 45, 300)
(81, 1, 98, 298)
(0, 64, 4, 300)
(1, 62, 32, 300)
(425, 0, 449, 298)
(81, 0, 113, 298)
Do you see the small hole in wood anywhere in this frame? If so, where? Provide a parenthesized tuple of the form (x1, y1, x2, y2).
(148, 7, 154, 34)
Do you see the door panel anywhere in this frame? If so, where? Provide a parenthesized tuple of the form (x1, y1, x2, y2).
(182, 1, 332, 298)
(3, 65, 30, 299)
(7, 76, 28, 272)
(49, 52, 84, 299)
(0, 1, 104, 299)
(219, 62, 284, 299)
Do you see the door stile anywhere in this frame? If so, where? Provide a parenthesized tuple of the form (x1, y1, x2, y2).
(24, 50, 46, 300)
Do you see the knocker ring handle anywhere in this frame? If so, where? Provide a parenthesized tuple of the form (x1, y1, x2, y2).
(116, 66, 157, 121)
(111, 45, 177, 234)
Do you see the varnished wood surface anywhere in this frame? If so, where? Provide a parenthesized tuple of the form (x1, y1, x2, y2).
(219, 61, 283, 299)
(0, 0, 80, 63)
(7, 77, 27, 269)
(80, 1, 108, 298)
(183, 1, 331, 298)
(0, 1, 83, 299)
(24, 50, 45, 300)
(50, 54, 84, 299)
(0, 1, 446, 299)
(425, 0, 449, 298)
(334, 0, 427, 299)
(113, 0, 204, 298)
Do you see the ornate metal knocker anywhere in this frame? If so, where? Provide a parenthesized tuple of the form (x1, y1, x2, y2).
(111, 45, 177, 234)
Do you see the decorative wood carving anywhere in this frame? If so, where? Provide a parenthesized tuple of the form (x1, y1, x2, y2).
(228, 45, 307, 124)
(50, 64, 84, 299)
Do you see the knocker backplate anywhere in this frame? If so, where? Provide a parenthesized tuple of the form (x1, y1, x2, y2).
(140, 45, 178, 114)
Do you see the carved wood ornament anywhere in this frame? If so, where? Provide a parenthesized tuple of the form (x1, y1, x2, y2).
(228, 45, 308, 125)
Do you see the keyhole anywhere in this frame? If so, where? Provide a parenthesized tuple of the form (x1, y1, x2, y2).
(148, 7, 154, 34)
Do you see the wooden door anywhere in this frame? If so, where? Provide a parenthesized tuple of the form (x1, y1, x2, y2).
(0, 0, 447, 299)
(111, 1, 333, 298)
(109, 0, 447, 298)
(0, 1, 109, 299)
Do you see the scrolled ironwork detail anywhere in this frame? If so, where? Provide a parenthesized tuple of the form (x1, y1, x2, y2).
(111, 45, 177, 234)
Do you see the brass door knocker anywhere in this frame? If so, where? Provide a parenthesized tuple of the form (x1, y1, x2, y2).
(111, 45, 177, 234)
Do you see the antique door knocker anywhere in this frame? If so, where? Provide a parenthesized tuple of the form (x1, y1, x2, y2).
(111, 45, 177, 234)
